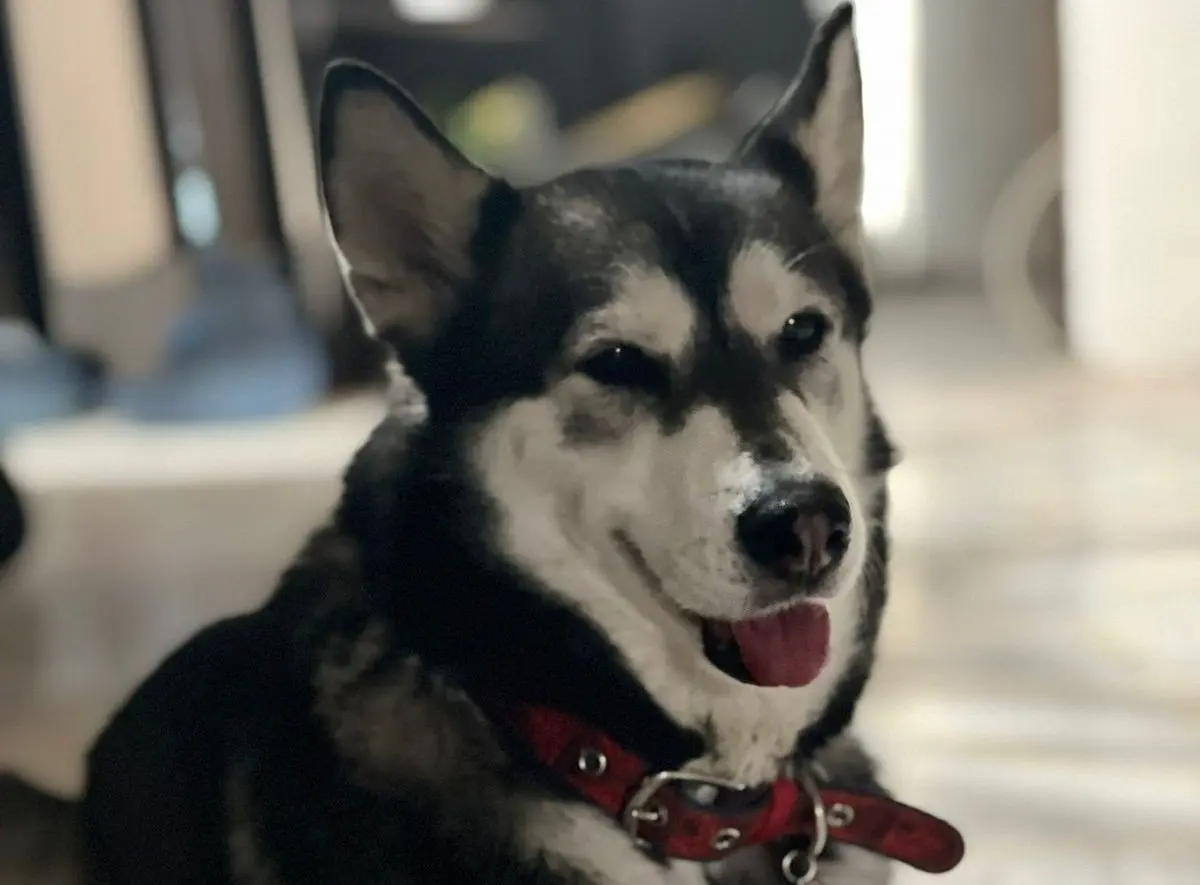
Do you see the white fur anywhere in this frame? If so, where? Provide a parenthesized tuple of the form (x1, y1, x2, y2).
(574, 266, 699, 361)
(817, 847, 893, 885)
(727, 242, 842, 343)
(516, 800, 677, 885)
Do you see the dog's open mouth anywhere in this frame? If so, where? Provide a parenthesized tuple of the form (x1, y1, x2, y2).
(612, 528, 830, 689)
(702, 603, 830, 688)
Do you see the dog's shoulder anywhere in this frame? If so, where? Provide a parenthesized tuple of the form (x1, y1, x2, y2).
(82, 608, 286, 884)
(79, 436, 379, 883)
(79, 413, 555, 884)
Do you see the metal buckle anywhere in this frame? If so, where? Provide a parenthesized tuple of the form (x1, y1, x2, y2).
(621, 770, 749, 850)
(780, 767, 827, 884)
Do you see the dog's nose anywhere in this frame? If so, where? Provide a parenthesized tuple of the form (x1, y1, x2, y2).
(736, 480, 851, 584)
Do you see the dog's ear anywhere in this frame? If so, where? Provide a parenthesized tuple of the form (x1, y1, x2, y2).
(318, 62, 508, 374)
(736, 4, 864, 260)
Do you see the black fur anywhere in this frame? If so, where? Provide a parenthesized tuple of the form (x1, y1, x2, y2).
(0, 773, 78, 884)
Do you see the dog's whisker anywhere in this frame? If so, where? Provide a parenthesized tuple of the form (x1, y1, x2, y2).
(783, 239, 836, 271)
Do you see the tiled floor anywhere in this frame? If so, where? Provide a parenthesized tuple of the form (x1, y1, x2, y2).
(1, 293, 1198, 883)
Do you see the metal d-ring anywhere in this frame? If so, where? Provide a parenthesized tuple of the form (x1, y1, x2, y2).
(781, 767, 828, 884)
(780, 847, 818, 885)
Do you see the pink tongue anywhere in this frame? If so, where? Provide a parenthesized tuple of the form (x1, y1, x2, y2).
(729, 603, 830, 687)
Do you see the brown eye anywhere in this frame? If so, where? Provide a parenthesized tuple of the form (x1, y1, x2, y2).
(577, 344, 669, 395)
(778, 309, 831, 363)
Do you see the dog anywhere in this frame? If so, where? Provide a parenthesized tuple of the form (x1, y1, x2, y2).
(0, 6, 965, 884)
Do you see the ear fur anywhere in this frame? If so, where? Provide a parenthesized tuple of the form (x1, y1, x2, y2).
(318, 62, 510, 375)
(737, 4, 865, 261)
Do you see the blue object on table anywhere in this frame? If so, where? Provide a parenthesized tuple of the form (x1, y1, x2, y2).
(0, 319, 103, 435)
(110, 249, 329, 423)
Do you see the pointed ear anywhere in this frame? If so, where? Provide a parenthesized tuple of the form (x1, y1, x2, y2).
(318, 62, 508, 374)
(736, 4, 864, 260)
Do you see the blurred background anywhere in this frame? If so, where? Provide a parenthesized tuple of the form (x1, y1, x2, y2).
(0, 0, 1197, 882)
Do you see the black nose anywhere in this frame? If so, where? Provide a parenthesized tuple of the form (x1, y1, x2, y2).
(736, 480, 851, 585)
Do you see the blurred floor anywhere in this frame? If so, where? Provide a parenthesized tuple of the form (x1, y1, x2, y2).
(1, 291, 1198, 883)
(863, 295, 1200, 883)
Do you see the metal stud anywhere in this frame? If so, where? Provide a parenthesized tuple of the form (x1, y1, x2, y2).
(630, 803, 668, 826)
(710, 827, 741, 852)
(576, 747, 608, 777)
(827, 802, 855, 828)
(683, 783, 721, 806)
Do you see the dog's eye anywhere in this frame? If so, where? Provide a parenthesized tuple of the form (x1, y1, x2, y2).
(577, 345, 669, 394)
(777, 309, 831, 363)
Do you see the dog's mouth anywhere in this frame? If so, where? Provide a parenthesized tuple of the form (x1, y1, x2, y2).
(701, 604, 830, 688)
(612, 529, 830, 689)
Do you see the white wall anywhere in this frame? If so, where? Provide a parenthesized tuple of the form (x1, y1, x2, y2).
(855, 0, 927, 278)
(1059, 1, 1200, 374)
(916, 0, 1059, 280)
(851, 0, 1060, 282)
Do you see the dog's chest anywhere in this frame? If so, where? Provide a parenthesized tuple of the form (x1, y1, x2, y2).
(666, 861, 710, 885)
(517, 796, 713, 885)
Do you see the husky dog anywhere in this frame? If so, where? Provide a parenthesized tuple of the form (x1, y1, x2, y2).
(0, 7, 961, 885)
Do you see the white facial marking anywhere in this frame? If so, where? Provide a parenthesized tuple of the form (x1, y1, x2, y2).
(574, 266, 697, 361)
(727, 241, 838, 342)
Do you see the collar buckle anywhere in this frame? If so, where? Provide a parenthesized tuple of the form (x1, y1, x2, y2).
(621, 769, 749, 850)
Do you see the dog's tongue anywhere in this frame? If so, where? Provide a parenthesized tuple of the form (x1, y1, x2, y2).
(729, 603, 830, 687)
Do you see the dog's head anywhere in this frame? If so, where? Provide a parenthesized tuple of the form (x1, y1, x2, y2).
(321, 6, 893, 781)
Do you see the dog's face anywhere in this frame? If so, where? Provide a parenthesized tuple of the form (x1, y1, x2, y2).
(321, 6, 889, 778)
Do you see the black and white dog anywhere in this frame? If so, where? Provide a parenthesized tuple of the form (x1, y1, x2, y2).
(0, 6, 963, 884)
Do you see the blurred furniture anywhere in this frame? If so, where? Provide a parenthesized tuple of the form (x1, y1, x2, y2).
(0, 6, 106, 430)
(3, 0, 347, 407)
(137, 0, 338, 327)
(4, 0, 179, 378)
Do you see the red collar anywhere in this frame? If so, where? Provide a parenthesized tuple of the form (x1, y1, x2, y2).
(506, 704, 964, 877)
